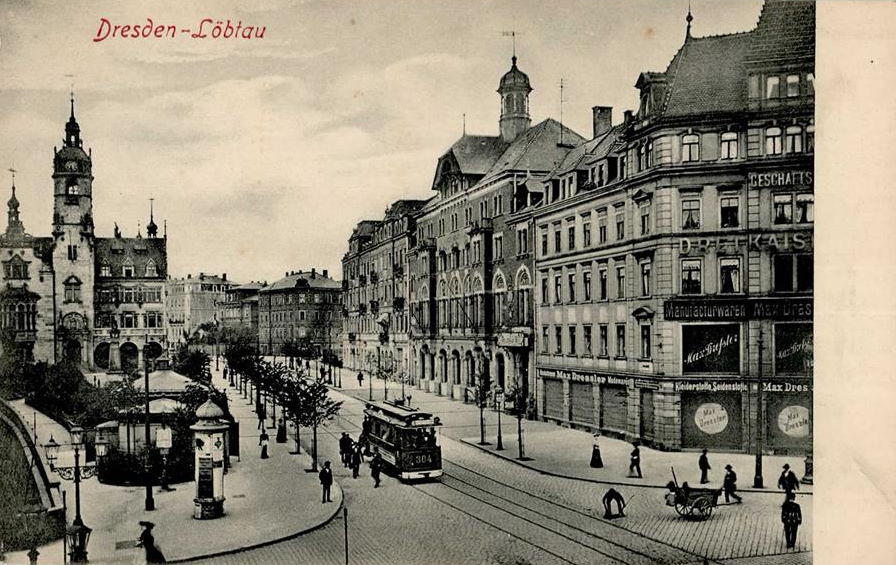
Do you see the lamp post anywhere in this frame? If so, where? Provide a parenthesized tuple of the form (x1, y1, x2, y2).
(44, 427, 96, 564)
(494, 387, 504, 451)
(753, 332, 765, 489)
(143, 355, 156, 511)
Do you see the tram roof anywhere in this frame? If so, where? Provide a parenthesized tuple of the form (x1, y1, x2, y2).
(364, 401, 441, 428)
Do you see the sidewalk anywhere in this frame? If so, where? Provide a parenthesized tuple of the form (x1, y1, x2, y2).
(6, 367, 341, 565)
(330, 364, 813, 495)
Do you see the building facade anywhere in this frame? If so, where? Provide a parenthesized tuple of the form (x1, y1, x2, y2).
(0, 98, 168, 372)
(341, 200, 425, 377)
(165, 272, 233, 345)
(405, 56, 583, 403)
(532, 0, 814, 454)
(258, 269, 342, 356)
(219, 282, 262, 335)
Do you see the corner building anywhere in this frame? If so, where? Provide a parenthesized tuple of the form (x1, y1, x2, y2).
(533, 0, 814, 454)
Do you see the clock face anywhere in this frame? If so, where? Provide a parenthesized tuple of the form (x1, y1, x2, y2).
(65, 161, 78, 172)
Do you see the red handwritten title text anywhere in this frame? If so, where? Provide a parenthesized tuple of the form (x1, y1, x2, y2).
(93, 18, 266, 42)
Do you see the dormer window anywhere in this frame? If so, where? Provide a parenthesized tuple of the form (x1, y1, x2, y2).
(66, 180, 80, 195)
(123, 262, 135, 278)
(786, 74, 800, 97)
(100, 262, 111, 277)
(766, 76, 781, 99)
(3, 255, 30, 280)
(145, 259, 158, 277)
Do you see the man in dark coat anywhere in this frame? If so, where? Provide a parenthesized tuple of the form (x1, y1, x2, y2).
(339, 433, 352, 467)
(370, 449, 383, 488)
(256, 402, 266, 430)
(319, 461, 333, 503)
(723, 464, 743, 503)
(628, 443, 642, 478)
(136, 521, 166, 563)
(698, 449, 711, 484)
(781, 492, 802, 548)
(350, 445, 362, 479)
(357, 371, 364, 388)
(778, 463, 800, 495)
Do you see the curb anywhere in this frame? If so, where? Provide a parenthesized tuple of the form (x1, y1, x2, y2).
(459, 438, 813, 496)
(168, 484, 345, 563)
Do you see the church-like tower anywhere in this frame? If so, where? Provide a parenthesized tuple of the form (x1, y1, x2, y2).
(498, 55, 532, 143)
(51, 95, 95, 365)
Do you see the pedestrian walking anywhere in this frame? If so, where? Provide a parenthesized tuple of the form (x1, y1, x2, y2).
(778, 463, 800, 496)
(136, 521, 166, 563)
(256, 402, 266, 430)
(628, 442, 642, 478)
(370, 449, 383, 488)
(223, 366, 229, 384)
(319, 461, 333, 503)
(590, 433, 604, 468)
(781, 492, 802, 549)
(339, 432, 352, 467)
(723, 464, 743, 504)
(276, 417, 288, 443)
(259, 430, 269, 459)
(351, 444, 362, 479)
(357, 371, 364, 388)
(698, 449, 711, 484)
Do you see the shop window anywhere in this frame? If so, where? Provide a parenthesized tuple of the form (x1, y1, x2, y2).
(682, 198, 701, 230)
(721, 132, 738, 159)
(719, 258, 741, 294)
(681, 259, 703, 294)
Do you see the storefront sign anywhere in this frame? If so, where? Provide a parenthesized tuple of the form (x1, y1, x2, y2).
(674, 380, 749, 392)
(762, 381, 812, 393)
(748, 170, 813, 188)
(497, 332, 529, 348)
(774, 323, 813, 374)
(538, 369, 632, 387)
(682, 324, 741, 374)
(694, 403, 729, 435)
(679, 232, 812, 255)
(777, 405, 810, 438)
(664, 298, 813, 321)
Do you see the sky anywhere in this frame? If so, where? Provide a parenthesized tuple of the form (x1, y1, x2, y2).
(0, 0, 763, 284)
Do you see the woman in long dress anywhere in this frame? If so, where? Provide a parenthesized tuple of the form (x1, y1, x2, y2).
(137, 521, 166, 563)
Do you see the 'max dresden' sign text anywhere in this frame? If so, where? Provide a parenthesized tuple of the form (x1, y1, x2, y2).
(664, 298, 813, 321)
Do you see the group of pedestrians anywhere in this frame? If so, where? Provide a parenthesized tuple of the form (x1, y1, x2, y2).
(318, 431, 384, 503)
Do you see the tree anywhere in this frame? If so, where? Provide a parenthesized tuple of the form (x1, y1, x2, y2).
(277, 377, 306, 454)
(172, 344, 212, 384)
(504, 385, 529, 460)
(303, 374, 343, 471)
(474, 362, 492, 446)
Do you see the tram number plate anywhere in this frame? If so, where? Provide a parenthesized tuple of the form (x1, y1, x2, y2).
(411, 453, 433, 466)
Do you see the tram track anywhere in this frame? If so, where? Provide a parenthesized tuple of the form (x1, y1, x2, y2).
(320, 401, 706, 565)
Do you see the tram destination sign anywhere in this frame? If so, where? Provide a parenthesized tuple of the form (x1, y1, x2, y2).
(664, 298, 813, 321)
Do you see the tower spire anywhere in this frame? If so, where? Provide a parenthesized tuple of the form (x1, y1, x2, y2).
(70, 87, 75, 118)
(147, 197, 158, 238)
(686, 0, 694, 39)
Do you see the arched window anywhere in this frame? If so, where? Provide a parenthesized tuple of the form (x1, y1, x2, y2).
(492, 273, 507, 328)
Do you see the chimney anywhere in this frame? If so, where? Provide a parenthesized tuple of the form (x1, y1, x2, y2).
(311, 268, 317, 279)
(592, 106, 613, 138)
(223, 273, 227, 281)
(187, 274, 192, 279)
(285, 271, 289, 277)
(322, 269, 328, 278)
(623, 110, 633, 125)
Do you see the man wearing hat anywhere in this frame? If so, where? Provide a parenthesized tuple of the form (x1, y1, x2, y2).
(781, 492, 802, 549)
(698, 448, 711, 484)
(778, 463, 800, 496)
(136, 521, 166, 563)
(723, 464, 742, 504)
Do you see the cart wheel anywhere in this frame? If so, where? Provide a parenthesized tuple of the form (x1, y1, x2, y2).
(694, 498, 713, 519)
(674, 502, 689, 516)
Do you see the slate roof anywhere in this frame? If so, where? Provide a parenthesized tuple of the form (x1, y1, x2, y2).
(95, 236, 167, 279)
(480, 118, 585, 182)
(547, 123, 626, 179)
(260, 271, 341, 293)
(384, 199, 427, 220)
(351, 220, 380, 240)
(443, 135, 509, 176)
(232, 282, 263, 292)
(661, 32, 752, 117)
(747, 0, 815, 64)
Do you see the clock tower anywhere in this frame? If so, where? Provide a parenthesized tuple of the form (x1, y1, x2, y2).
(51, 95, 95, 366)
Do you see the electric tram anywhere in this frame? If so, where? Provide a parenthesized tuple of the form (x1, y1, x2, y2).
(362, 400, 443, 481)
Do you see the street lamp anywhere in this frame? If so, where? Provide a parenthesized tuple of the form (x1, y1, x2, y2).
(494, 387, 504, 451)
(753, 332, 765, 489)
(43, 428, 96, 564)
(143, 355, 156, 511)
